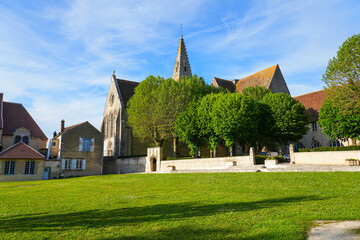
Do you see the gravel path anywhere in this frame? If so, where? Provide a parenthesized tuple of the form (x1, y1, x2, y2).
(308, 221, 360, 240)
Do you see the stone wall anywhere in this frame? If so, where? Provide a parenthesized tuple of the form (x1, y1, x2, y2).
(103, 156, 146, 174)
(0, 159, 44, 182)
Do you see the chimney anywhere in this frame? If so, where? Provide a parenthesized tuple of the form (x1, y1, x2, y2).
(53, 131, 57, 138)
(61, 120, 65, 133)
(232, 79, 239, 85)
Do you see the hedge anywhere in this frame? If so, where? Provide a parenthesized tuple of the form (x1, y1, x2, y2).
(255, 155, 285, 164)
(298, 145, 360, 152)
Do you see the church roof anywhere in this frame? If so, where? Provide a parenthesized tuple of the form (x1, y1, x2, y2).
(212, 77, 236, 93)
(0, 142, 45, 159)
(2, 101, 47, 139)
(294, 90, 326, 122)
(236, 64, 290, 95)
(116, 79, 139, 107)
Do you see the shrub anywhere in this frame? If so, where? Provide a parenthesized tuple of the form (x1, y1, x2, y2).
(255, 155, 267, 164)
(266, 156, 285, 163)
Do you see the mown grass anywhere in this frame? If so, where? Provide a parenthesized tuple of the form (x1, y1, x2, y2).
(0, 172, 360, 239)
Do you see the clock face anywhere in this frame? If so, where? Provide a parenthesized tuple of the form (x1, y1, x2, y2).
(110, 94, 114, 107)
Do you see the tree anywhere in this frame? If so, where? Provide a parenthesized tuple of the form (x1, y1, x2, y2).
(242, 85, 271, 101)
(262, 93, 309, 144)
(320, 33, 360, 143)
(212, 93, 261, 156)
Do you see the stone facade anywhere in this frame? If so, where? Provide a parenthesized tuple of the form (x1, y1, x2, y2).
(48, 121, 103, 178)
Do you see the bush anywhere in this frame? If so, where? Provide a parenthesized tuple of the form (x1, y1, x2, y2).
(255, 155, 267, 164)
(297, 145, 360, 152)
(266, 156, 285, 163)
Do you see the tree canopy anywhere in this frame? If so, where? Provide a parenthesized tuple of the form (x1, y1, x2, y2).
(319, 33, 360, 142)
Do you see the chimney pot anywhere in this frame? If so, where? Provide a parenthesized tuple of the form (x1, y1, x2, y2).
(61, 120, 65, 133)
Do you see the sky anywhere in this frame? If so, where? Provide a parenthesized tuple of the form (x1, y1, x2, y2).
(1, 0, 360, 140)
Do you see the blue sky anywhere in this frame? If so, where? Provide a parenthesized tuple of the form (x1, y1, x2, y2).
(1, 0, 360, 139)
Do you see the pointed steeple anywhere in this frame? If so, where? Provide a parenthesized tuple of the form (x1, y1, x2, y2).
(172, 35, 192, 81)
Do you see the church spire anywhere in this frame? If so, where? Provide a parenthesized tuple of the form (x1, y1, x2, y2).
(172, 29, 192, 81)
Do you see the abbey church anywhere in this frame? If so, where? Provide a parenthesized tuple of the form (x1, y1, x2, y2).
(101, 35, 331, 158)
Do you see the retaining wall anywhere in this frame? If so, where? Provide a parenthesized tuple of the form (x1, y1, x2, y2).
(103, 156, 146, 174)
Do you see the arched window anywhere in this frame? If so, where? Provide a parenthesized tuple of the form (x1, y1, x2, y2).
(110, 113, 113, 137)
(311, 141, 321, 149)
(294, 142, 305, 150)
(83, 138, 90, 151)
(22, 136, 29, 145)
(14, 135, 21, 144)
(329, 139, 343, 147)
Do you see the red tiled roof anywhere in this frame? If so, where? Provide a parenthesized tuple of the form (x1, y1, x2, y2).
(116, 79, 139, 107)
(2, 102, 47, 139)
(212, 77, 236, 93)
(294, 90, 326, 122)
(236, 65, 278, 93)
(0, 142, 45, 159)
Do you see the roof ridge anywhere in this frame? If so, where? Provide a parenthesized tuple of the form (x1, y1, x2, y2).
(0, 142, 43, 157)
(294, 89, 325, 98)
(116, 78, 140, 84)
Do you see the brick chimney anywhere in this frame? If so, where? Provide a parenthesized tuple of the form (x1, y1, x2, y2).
(53, 131, 57, 138)
(61, 120, 65, 133)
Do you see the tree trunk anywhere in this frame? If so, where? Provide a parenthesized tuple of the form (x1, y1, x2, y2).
(172, 137, 177, 158)
(214, 149, 217, 158)
(229, 145, 233, 157)
(210, 149, 213, 158)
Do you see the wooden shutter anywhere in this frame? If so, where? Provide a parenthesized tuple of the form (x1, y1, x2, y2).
(82, 159, 86, 170)
(79, 137, 83, 151)
(71, 159, 76, 169)
(90, 138, 95, 152)
(61, 159, 66, 170)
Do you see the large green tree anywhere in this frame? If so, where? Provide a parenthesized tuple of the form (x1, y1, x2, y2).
(319, 33, 360, 142)
(262, 93, 309, 144)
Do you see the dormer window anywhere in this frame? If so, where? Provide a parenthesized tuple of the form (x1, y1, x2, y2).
(22, 136, 29, 145)
(14, 135, 21, 144)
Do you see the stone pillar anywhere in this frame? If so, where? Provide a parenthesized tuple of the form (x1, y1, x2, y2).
(249, 147, 255, 165)
(289, 144, 295, 164)
(146, 147, 163, 172)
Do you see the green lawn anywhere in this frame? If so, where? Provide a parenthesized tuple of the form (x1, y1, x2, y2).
(0, 172, 359, 239)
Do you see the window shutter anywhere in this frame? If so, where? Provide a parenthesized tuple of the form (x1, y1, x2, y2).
(90, 138, 95, 152)
(79, 137, 83, 151)
(61, 159, 66, 170)
(82, 159, 86, 170)
(71, 159, 76, 169)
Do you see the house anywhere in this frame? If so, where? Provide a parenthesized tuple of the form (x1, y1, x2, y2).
(47, 120, 103, 178)
(0, 142, 45, 182)
(0, 93, 48, 154)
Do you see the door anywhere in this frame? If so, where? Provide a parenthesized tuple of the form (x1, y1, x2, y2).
(43, 167, 50, 180)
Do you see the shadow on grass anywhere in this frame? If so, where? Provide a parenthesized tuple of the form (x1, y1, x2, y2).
(0, 195, 324, 234)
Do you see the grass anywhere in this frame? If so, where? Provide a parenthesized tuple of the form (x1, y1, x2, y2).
(0, 172, 360, 239)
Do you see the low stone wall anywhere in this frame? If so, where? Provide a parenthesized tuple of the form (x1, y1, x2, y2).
(289, 145, 360, 165)
(160, 155, 253, 171)
(103, 156, 146, 174)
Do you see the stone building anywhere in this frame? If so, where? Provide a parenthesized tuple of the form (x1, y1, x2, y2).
(0, 93, 48, 153)
(47, 120, 103, 178)
(0, 142, 45, 182)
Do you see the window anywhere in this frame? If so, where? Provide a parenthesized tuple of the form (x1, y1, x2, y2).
(311, 141, 321, 149)
(294, 142, 305, 150)
(184, 65, 187, 72)
(312, 122, 318, 132)
(83, 138, 90, 151)
(62, 159, 86, 170)
(329, 139, 343, 147)
(24, 161, 35, 175)
(22, 136, 29, 145)
(52, 142, 56, 146)
(4, 161, 15, 175)
(14, 135, 21, 144)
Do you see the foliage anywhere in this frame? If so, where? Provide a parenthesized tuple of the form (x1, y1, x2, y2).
(255, 155, 267, 164)
(3, 173, 360, 239)
(297, 145, 360, 152)
(262, 93, 309, 145)
(242, 85, 271, 101)
(320, 33, 360, 141)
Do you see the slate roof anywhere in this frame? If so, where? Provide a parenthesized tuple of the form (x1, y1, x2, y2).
(236, 65, 278, 93)
(212, 77, 236, 93)
(116, 79, 139, 107)
(294, 90, 326, 122)
(0, 142, 45, 159)
(2, 102, 47, 139)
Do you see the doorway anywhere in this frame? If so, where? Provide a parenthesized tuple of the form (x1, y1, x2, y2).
(150, 157, 156, 172)
(43, 167, 50, 180)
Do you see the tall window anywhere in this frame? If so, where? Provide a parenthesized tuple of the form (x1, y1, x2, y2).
(329, 139, 343, 147)
(64, 159, 72, 170)
(4, 161, 15, 175)
(83, 138, 90, 151)
(24, 161, 35, 175)
(311, 141, 321, 149)
(14, 135, 21, 144)
(22, 136, 29, 145)
(312, 122, 318, 132)
(76, 159, 83, 170)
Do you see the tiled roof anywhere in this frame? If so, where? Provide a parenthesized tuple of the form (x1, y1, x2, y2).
(2, 102, 47, 139)
(294, 90, 326, 122)
(236, 65, 278, 93)
(212, 77, 236, 93)
(0, 142, 45, 159)
(116, 79, 139, 107)
(64, 121, 87, 132)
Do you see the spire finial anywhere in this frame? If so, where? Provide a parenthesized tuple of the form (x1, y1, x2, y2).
(180, 24, 183, 38)
(113, 70, 115, 75)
